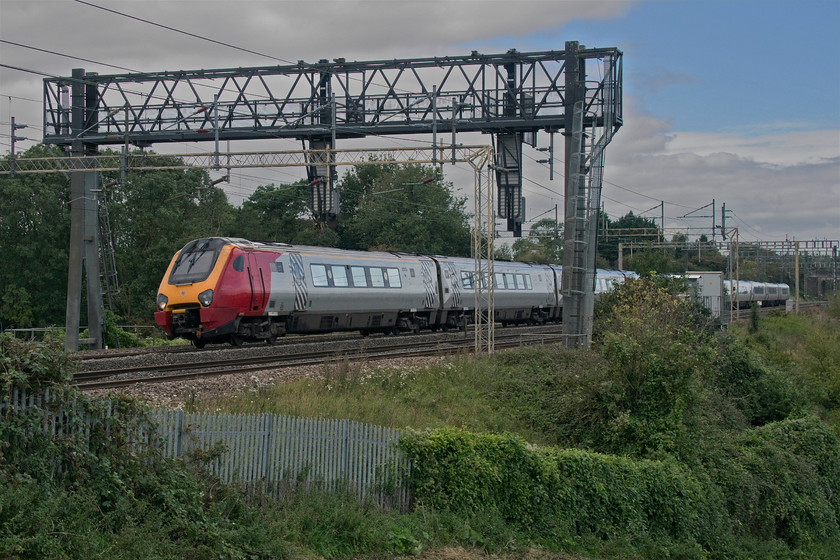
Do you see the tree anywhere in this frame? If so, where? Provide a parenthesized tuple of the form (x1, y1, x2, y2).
(230, 181, 332, 245)
(105, 155, 234, 322)
(598, 211, 661, 266)
(510, 218, 563, 263)
(336, 162, 471, 256)
(0, 145, 70, 327)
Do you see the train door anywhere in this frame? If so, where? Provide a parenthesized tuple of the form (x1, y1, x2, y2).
(246, 253, 266, 312)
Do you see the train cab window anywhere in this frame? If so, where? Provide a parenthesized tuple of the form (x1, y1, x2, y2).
(350, 266, 367, 287)
(331, 265, 349, 287)
(311, 264, 329, 287)
(370, 268, 385, 287)
(168, 237, 226, 285)
(387, 268, 402, 288)
(461, 271, 473, 289)
(232, 255, 244, 272)
(495, 272, 505, 289)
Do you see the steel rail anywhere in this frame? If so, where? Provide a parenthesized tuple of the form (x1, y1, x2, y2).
(73, 329, 565, 390)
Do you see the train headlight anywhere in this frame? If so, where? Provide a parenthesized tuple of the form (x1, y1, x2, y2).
(156, 293, 168, 311)
(198, 289, 214, 307)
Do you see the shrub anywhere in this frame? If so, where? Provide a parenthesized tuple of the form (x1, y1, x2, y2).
(706, 417, 840, 548)
(587, 276, 718, 460)
(401, 428, 725, 551)
(0, 389, 295, 559)
(712, 336, 798, 427)
(102, 310, 143, 348)
(0, 333, 76, 392)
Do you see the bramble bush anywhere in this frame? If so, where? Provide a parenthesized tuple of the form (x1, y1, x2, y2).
(0, 338, 294, 559)
(0, 386, 296, 559)
(0, 332, 75, 392)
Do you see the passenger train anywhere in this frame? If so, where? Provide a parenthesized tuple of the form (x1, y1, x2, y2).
(724, 280, 790, 309)
(154, 237, 635, 347)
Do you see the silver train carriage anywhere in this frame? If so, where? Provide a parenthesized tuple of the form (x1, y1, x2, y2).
(155, 237, 643, 347)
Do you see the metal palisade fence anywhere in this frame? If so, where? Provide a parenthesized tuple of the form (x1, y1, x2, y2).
(1, 389, 412, 511)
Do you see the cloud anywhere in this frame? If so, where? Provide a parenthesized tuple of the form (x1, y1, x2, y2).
(2, 0, 836, 243)
(1, 0, 634, 73)
(630, 66, 697, 93)
(601, 105, 840, 241)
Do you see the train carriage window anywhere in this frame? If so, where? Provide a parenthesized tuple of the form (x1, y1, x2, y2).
(331, 265, 349, 287)
(311, 264, 329, 287)
(460, 271, 473, 289)
(370, 267, 385, 287)
(387, 268, 402, 288)
(495, 272, 505, 289)
(524, 275, 532, 290)
(515, 274, 526, 290)
(505, 273, 516, 290)
(350, 266, 367, 287)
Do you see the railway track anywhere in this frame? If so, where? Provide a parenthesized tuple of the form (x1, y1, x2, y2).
(73, 301, 828, 391)
(73, 327, 565, 391)
(72, 331, 368, 361)
(730, 300, 826, 321)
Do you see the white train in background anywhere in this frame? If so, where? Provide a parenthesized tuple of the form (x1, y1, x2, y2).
(724, 279, 790, 309)
(671, 273, 790, 320)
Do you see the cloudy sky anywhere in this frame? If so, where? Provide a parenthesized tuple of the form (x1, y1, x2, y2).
(1, 0, 838, 243)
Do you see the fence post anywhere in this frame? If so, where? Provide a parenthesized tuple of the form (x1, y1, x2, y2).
(340, 419, 350, 487)
(175, 409, 185, 457)
(261, 412, 273, 481)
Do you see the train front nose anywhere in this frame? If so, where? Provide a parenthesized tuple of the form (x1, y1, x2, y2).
(154, 238, 231, 340)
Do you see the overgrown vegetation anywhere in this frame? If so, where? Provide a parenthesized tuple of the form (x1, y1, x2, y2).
(2, 285, 839, 558)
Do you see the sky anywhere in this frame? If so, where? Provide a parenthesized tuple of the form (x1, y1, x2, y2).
(1, 0, 838, 243)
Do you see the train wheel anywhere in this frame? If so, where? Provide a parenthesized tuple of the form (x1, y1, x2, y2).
(192, 338, 206, 349)
(265, 335, 277, 345)
(230, 335, 245, 347)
